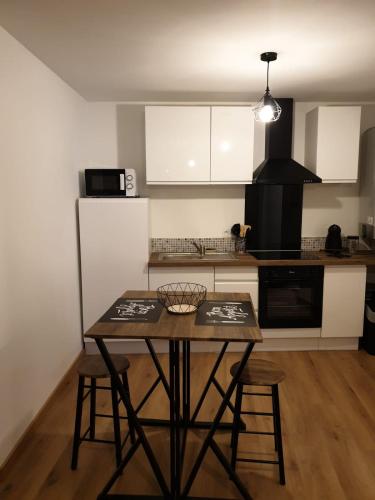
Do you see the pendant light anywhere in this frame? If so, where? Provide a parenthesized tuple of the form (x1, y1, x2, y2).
(253, 52, 281, 123)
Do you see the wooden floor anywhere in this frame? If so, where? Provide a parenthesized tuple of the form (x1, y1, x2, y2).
(1, 350, 375, 500)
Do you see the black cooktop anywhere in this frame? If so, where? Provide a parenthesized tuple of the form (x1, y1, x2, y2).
(247, 250, 321, 260)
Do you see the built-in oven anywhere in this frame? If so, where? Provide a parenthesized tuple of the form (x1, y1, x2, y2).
(258, 266, 324, 328)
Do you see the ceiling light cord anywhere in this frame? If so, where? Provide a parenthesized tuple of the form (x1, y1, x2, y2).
(265, 61, 270, 94)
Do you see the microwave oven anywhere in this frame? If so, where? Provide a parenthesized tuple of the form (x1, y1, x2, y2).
(85, 169, 138, 197)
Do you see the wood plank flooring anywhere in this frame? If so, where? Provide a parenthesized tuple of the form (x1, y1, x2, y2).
(0, 350, 374, 499)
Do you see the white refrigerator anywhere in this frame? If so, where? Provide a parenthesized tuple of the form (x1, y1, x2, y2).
(79, 198, 149, 347)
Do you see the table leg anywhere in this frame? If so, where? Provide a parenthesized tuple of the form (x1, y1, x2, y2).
(190, 342, 228, 423)
(181, 341, 190, 469)
(145, 339, 171, 398)
(169, 340, 182, 499)
(174, 341, 181, 498)
(189, 342, 245, 431)
(94, 339, 170, 499)
(183, 340, 190, 423)
(182, 342, 255, 500)
(131, 340, 171, 423)
(169, 340, 176, 498)
(140, 340, 244, 433)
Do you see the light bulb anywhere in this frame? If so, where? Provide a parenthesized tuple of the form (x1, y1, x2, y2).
(258, 104, 274, 123)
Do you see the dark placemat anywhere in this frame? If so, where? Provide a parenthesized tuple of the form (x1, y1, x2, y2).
(99, 298, 163, 323)
(195, 300, 256, 326)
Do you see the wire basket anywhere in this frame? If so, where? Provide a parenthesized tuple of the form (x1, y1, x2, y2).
(157, 282, 207, 315)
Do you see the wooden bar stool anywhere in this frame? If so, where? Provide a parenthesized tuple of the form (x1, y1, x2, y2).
(230, 359, 286, 484)
(71, 354, 135, 470)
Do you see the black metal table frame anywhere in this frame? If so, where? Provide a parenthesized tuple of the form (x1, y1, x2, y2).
(95, 337, 255, 500)
(138, 341, 244, 432)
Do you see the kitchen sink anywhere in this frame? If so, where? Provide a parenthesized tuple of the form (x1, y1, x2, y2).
(158, 252, 238, 261)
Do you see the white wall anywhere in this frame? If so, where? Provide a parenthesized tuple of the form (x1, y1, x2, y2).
(83, 101, 375, 238)
(81, 102, 118, 168)
(149, 185, 244, 237)
(1, 25, 374, 466)
(0, 28, 84, 465)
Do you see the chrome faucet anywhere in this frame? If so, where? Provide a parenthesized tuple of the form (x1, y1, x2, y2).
(192, 240, 206, 256)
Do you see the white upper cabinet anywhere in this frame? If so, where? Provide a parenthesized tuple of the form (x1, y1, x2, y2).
(305, 106, 361, 183)
(145, 106, 211, 183)
(211, 106, 254, 182)
(145, 105, 256, 184)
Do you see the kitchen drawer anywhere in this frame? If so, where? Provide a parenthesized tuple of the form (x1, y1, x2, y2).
(214, 281, 258, 310)
(149, 267, 214, 292)
(215, 267, 258, 281)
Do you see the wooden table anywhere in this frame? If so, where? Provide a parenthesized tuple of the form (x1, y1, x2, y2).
(85, 291, 262, 500)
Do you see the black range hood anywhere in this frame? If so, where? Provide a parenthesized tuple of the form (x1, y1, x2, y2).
(253, 98, 322, 184)
(245, 184, 303, 250)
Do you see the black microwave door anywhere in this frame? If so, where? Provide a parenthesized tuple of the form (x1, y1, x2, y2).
(85, 169, 125, 196)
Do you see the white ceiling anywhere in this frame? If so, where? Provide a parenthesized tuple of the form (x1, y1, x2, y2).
(1, 0, 375, 102)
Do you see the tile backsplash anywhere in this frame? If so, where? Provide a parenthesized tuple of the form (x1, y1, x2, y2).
(301, 237, 327, 251)
(151, 237, 342, 253)
(151, 237, 237, 253)
(302, 237, 348, 251)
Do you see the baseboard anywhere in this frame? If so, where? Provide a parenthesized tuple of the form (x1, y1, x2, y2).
(84, 337, 359, 354)
(318, 337, 359, 350)
(0, 350, 84, 472)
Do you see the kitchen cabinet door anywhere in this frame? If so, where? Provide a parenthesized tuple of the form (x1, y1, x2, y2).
(214, 266, 258, 310)
(211, 107, 255, 182)
(321, 266, 366, 338)
(305, 106, 361, 183)
(215, 267, 258, 281)
(145, 106, 210, 183)
(79, 198, 149, 333)
(214, 281, 259, 311)
(148, 267, 214, 292)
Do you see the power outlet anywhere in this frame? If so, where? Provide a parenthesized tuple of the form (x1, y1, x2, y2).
(367, 216, 374, 226)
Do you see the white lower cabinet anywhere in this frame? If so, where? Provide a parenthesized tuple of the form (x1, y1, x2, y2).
(214, 267, 258, 312)
(321, 266, 366, 338)
(147, 264, 366, 350)
(214, 282, 258, 311)
(148, 267, 257, 306)
(148, 267, 215, 291)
